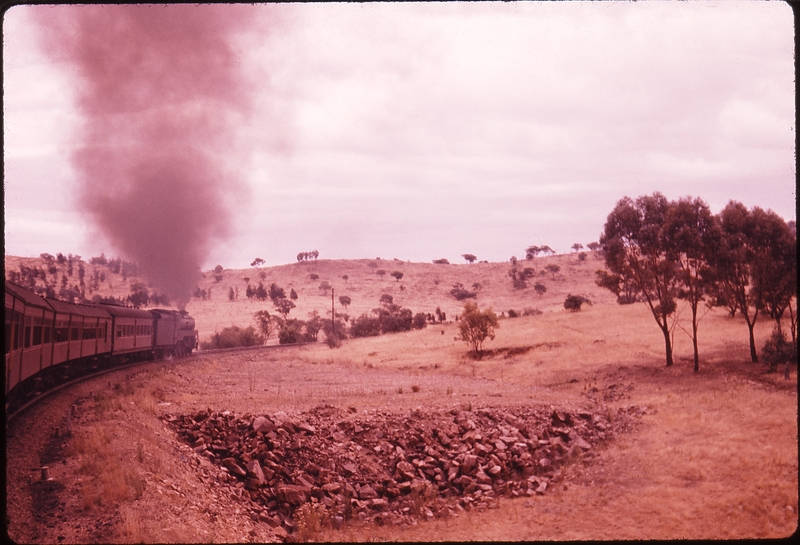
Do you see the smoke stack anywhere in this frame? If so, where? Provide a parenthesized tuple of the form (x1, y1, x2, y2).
(32, 5, 257, 308)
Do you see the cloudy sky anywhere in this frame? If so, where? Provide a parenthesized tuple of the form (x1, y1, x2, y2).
(3, 1, 795, 271)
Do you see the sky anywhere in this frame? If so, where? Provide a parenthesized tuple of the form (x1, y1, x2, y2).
(3, 1, 796, 274)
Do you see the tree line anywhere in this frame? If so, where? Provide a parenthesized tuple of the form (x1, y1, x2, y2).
(597, 193, 796, 372)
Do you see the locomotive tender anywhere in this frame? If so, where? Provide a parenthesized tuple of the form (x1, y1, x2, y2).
(5, 280, 198, 411)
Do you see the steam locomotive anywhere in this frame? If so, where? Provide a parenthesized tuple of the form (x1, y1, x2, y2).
(5, 280, 198, 412)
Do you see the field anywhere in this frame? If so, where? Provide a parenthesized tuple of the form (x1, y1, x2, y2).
(4, 253, 798, 542)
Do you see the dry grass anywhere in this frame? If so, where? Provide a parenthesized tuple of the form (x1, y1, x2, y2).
(6, 254, 797, 541)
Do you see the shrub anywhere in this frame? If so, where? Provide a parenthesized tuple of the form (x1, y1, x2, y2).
(278, 320, 304, 344)
(201, 326, 264, 349)
(450, 283, 477, 300)
(761, 327, 797, 372)
(564, 294, 590, 312)
(433, 258, 450, 265)
(350, 314, 382, 338)
(412, 312, 428, 330)
(507, 309, 519, 318)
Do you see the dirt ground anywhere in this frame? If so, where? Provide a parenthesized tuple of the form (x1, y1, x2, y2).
(5, 255, 798, 542)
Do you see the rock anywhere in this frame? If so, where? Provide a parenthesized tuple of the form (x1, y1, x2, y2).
(277, 484, 312, 505)
(296, 421, 316, 435)
(359, 484, 378, 500)
(539, 458, 551, 468)
(332, 516, 344, 529)
(252, 416, 276, 433)
(222, 458, 247, 477)
(246, 460, 265, 484)
(322, 482, 342, 494)
(342, 463, 358, 476)
(259, 513, 280, 527)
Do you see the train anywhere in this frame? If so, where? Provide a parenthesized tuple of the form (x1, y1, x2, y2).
(5, 280, 198, 412)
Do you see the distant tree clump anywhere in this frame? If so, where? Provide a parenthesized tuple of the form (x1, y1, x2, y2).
(290, 288, 298, 300)
(458, 302, 499, 358)
(339, 295, 352, 310)
(310, 273, 319, 281)
(564, 294, 590, 312)
(534, 282, 547, 297)
(572, 243, 584, 252)
(391, 271, 404, 281)
(412, 312, 428, 330)
(297, 250, 319, 262)
(578, 252, 588, 262)
(462, 254, 477, 264)
(349, 314, 382, 338)
(433, 258, 450, 265)
(202, 326, 263, 350)
(251, 258, 265, 267)
(450, 282, 477, 300)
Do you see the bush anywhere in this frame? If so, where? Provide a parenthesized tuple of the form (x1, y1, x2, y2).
(350, 314, 382, 338)
(278, 320, 304, 344)
(564, 294, 590, 312)
(412, 312, 428, 330)
(450, 283, 477, 301)
(761, 328, 797, 372)
(201, 326, 264, 349)
(433, 258, 450, 265)
(507, 309, 519, 318)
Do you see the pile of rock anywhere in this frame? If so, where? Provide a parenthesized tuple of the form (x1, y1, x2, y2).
(163, 403, 639, 537)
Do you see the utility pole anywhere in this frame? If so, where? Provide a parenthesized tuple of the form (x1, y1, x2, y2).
(331, 287, 335, 340)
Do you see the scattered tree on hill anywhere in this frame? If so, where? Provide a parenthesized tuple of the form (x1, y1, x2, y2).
(391, 271, 404, 281)
(572, 243, 584, 252)
(534, 282, 547, 297)
(462, 254, 477, 263)
(587, 241, 601, 252)
(545, 264, 561, 279)
(339, 295, 352, 310)
(290, 288, 298, 300)
(578, 252, 588, 262)
(412, 313, 428, 330)
(508, 266, 527, 290)
(433, 258, 450, 265)
(380, 294, 394, 305)
(228, 287, 236, 301)
(599, 193, 679, 366)
(459, 302, 499, 358)
(251, 258, 265, 267)
(274, 298, 295, 319)
(253, 310, 277, 344)
(310, 273, 319, 281)
(342, 275, 349, 282)
(269, 283, 286, 302)
(319, 281, 332, 295)
(376, 269, 387, 280)
(435, 307, 446, 323)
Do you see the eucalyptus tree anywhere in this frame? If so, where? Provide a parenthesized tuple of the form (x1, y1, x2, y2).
(599, 193, 679, 366)
(662, 197, 720, 372)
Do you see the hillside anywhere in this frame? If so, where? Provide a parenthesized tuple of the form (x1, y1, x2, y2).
(5, 252, 615, 343)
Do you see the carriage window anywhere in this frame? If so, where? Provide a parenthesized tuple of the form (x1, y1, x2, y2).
(55, 319, 69, 342)
(32, 317, 43, 346)
(71, 321, 81, 341)
(24, 316, 33, 348)
(43, 317, 53, 344)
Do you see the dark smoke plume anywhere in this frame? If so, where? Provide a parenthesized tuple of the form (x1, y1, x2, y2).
(32, 5, 257, 308)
